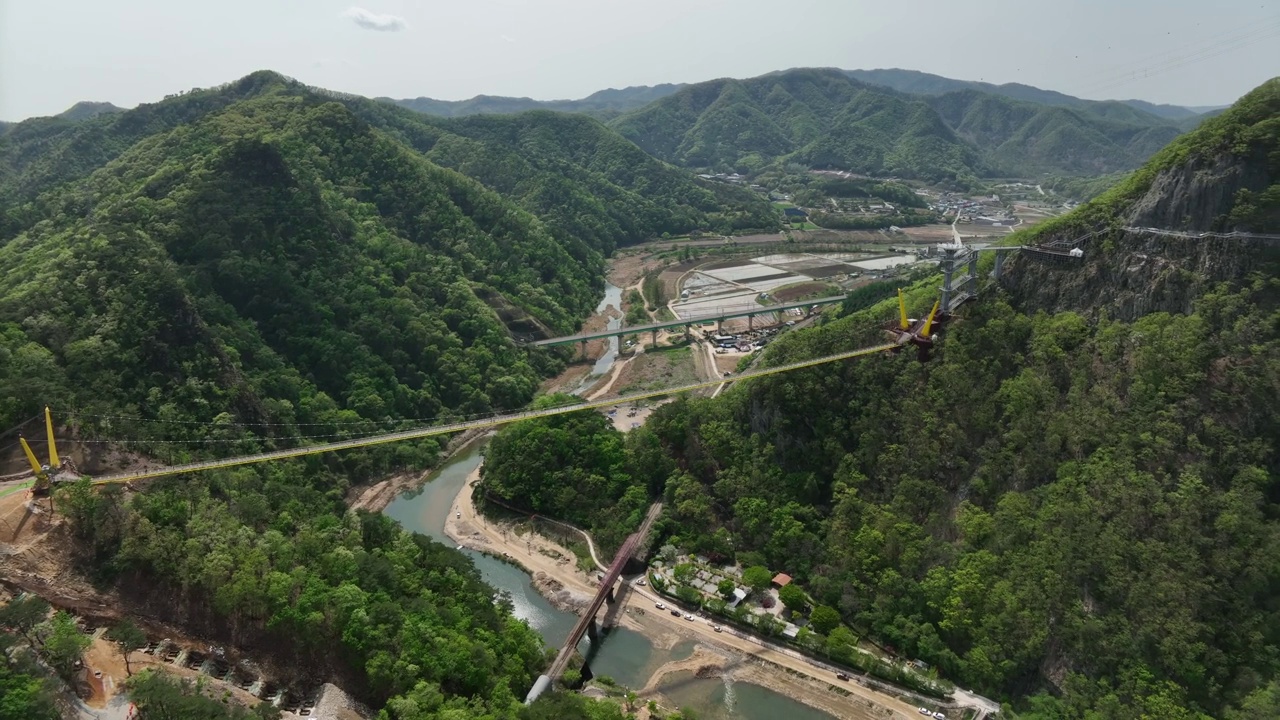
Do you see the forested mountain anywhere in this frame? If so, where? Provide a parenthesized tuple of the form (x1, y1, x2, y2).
(845, 68, 1211, 120)
(56, 100, 128, 121)
(343, 104, 779, 250)
(606, 67, 1195, 181)
(608, 68, 984, 182)
(482, 78, 1280, 718)
(924, 89, 1185, 175)
(0, 68, 777, 448)
(382, 82, 684, 120)
(0, 69, 705, 718)
(1, 74, 774, 256)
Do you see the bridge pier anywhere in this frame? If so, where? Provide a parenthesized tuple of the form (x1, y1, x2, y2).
(650, 328, 658, 348)
(994, 251, 1007, 280)
(940, 247, 957, 311)
(748, 314, 754, 331)
(579, 340, 587, 361)
(586, 618, 599, 643)
(616, 333, 624, 355)
(605, 584, 616, 604)
(717, 318, 723, 333)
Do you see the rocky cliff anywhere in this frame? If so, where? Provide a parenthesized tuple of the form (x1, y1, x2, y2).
(999, 78, 1279, 321)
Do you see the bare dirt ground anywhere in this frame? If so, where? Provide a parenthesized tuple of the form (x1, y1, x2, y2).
(608, 253, 668, 288)
(609, 346, 699, 397)
(773, 281, 838, 303)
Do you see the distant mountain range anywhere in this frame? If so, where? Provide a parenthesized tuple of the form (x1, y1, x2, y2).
(604, 68, 1205, 180)
(20, 68, 1236, 181)
(842, 68, 1225, 121)
(375, 68, 1226, 180)
(381, 84, 684, 120)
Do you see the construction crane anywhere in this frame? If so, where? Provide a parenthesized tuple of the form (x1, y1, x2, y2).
(18, 407, 62, 496)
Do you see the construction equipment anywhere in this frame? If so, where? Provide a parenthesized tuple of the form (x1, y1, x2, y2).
(18, 407, 62, 496)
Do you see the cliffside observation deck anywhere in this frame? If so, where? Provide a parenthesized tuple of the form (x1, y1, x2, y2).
(527, 295, 849, 348)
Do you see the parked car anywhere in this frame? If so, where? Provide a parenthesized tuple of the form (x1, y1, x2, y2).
(654, 602, 665, 610)
(670, 609, 682, 617)
(636, 578, 646, 586)
(835, 672, 849, 681)
(684, 614, 695, 622)
(712, 625, 722, 633)
(917, 709, 930, 716)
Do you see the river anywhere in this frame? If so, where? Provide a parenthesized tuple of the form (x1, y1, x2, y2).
(384, 441, 834, 719)
(570, 280, 624, 396)
(383, 280, 832, 719)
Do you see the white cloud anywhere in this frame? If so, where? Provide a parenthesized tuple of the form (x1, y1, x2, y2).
(500, 34, 516, 44)
(341, 7, 408, 32)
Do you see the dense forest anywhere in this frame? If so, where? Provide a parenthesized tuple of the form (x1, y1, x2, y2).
(480, 79, 1280, 718)
(605, 68, 1194, 182)
(844, 68, 1212, 122)
(923, 90, 1184, 176)
(0, 70, 779, 453)
(608, 69, 983, 183)
(0, 70, 778, 719)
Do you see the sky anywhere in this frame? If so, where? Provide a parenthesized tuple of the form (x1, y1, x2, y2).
(1, 0, 1278, 120)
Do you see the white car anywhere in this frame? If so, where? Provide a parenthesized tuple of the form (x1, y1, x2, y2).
(684, 614, 694, 621)
(918, 709, 930, 716)
(635, 578, 646, 586)
(654, 602, 665, 610)
(712, 625, 722, 633)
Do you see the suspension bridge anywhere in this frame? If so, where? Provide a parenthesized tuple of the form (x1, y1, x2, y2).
(0, 341, 897, 490)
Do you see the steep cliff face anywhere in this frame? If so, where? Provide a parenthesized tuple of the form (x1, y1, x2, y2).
(1123, 149, 1273, 231)
(1000, 78, 1279, 321)
(1002, 230, 1279, 322)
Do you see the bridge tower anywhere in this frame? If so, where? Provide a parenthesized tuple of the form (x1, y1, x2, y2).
(938, 245, 977, 313)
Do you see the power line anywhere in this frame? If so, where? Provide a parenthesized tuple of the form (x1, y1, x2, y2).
(1071, 16, 1280, 98)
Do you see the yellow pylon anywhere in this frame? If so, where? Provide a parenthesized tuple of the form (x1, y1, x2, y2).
(44, 406, 60, 468)
(19, 436, 45, 479)
(921, 300, 941, 338)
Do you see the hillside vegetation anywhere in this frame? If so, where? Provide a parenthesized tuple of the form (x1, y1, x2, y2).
(845, 68, 1212, 121)
(607, 67, 1197, 182)
(481, 79, 1280, 718)
(383, 83, 684, 120)
(609, 68, 982, 183)
(0, 70, 729, 718)
(925, 89, 1184, 176)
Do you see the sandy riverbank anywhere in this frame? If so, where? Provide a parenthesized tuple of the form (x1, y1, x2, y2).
(442, 466, 921, 720)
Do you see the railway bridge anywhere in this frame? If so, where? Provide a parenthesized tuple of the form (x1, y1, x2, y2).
(524, 502, 664, 704)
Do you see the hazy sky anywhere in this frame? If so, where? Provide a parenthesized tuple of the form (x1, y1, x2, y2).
(2, 0, 1277, 120)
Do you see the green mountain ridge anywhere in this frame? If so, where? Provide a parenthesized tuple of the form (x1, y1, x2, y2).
(1, 70, 676, 720)
(380, 82, 685, 120)
(844, 67, 1222, 120)
(925, 89, 1185, 175)
(481, 78, 1280, 718)
(606, 67, 1196, 181)
(607, 68, 984, 182)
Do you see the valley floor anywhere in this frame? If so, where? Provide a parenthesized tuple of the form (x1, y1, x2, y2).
(444, 463, 928, 720)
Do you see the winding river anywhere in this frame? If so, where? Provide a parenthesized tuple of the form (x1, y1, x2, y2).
(383, 281, 833, 719)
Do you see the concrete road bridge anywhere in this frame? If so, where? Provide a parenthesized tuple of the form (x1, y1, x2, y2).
(527, 295, 849, 348)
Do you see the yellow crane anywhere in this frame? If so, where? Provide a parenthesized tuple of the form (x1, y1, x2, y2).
(18, 407, 62, 496)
